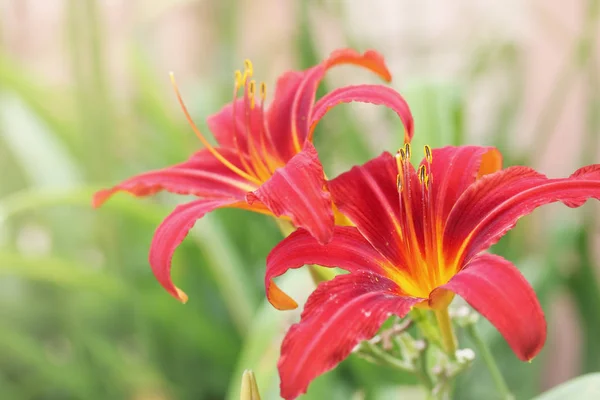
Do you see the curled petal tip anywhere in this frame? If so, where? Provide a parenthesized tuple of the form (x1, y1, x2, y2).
(175, 287, 189, 304)
(92, 189, 113, 208)
(268, 281, 298, 310)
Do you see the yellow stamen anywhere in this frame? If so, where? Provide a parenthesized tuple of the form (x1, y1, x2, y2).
(248, 80, 256, 109)
(404, 142, 411, 161)
(242, 59, 253, 84)
(418, 164, 427, 185)
(259, 82, 267, 101)
(424, 144, 432, 163)
(169, 72, 262, 186)
(234, 70, 243, 88)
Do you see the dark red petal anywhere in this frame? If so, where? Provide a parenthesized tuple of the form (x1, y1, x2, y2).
(436, 253, 546, 361)
(308, 84, 414, 143)
(444, 165, 600, 262)
(329, 152, 414, 266)
(265, 226, 395, 310)
(247, 142, 334, 245)
(149, 197, 239, 302)
(92, 148, 252, 208)
(278, 271, 421, 400)
(268, 49, 392, 161)
(421, 146, 502, 228)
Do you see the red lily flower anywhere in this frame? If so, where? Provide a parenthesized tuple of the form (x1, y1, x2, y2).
(265, 144, 600, 399)
(93, 49, 414, 303)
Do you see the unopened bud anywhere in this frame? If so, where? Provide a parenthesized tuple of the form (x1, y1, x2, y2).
(240, 369, 261, 400)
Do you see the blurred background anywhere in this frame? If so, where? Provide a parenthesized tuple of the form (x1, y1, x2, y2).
(1, 0, 599, 399)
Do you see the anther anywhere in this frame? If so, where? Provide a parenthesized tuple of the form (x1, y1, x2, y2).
(398, 148, 406, 161)
(424, 145, 432, 164)
(248, 80, 256, 109)
(234, 70, 243, 89)
(242, 59, 253, 83)
(259, 82, 267, 102)
(404, 143, 411, 161)
(418, 165, 427, 185)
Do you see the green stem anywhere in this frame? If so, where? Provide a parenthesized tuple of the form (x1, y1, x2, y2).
(415, 344, 434, 391)
(465, 324, 513, 400)
(434, 308, 457, 359)
(360, 341, 415, 372)
(411, 309, 442, 348)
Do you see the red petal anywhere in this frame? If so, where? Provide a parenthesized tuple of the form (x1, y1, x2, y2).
(435, 253, 546, 361)
(268, 49, 392, 161)
(247, 142, 334, 245)
(421, 146, 502, 228)
(149, 197, 239, 302)
(308, 84, 414, 143)
(444, 165, 600, 263)
(278, 271, 421, 399)
(329, 152, 412, 266)
(265, 226, 395, 310)
(205, 99, 261, 149)
(92, 148, 252, 208)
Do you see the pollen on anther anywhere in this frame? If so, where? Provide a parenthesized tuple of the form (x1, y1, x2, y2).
(259, 82, 267, 101)
(398, 148, 406, 161)
(418, 165, 427, 184)
(234, 70, 243, 89)
(243, 59, 254, 83)
(248, 80, 256, 109)
(424, 145, 432, 163)
(396, 174, 403, 192)
(404, 143, 411, 161)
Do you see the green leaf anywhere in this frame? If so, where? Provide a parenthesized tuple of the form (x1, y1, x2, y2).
(532, 373, 600, 400)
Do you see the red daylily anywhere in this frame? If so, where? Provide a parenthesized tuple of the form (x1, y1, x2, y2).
(93, 49, 414, 303)
(265, 144, 600, 399)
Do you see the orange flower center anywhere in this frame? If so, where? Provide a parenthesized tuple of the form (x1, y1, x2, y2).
(386, 143, 456, 300)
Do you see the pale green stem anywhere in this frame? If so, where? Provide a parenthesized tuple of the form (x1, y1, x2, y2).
(410, 309, 442, 348)
(465, 324, 513, 400)
(434, 307, 457, 359)
(360, 341, 414, 372)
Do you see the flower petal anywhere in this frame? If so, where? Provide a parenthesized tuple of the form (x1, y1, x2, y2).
(149, 197, 240, 302)
(278, 271, 420, 400)
(247, 142, 334, 245)
(444, 165, 600, 263)
(265, 226, 394, 310)
(308, 84, 414, 143)
(92, 148, 253, 207)
(421, 146, 502, 228)
(329, 152, 411, 266)
(436, 253, 546, 361)
(268, 49, 392, 161)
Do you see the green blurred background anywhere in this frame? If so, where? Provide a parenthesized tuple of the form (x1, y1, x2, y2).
(1, 0, 599, 399)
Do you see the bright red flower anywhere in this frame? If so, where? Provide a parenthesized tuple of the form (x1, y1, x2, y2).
(93, 49, 414, 303)
(266, 145, 600, 399)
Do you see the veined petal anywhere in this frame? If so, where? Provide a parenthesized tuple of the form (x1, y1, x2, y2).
(149, 197, 240, 302)
(445, 165, 600, 263)
(329, 152, 410, 266)
(247, 142, 334, 245)
(268, 49, 392, 161)
(421, 146, 502, 228)
(92, 148, 253, 207)
(206, 98, 263, 150)
(436, 253, 546, 361)
(265, 226, 395, 310)
(278, 271, 421, 400)
(308, 84, 414, 143)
